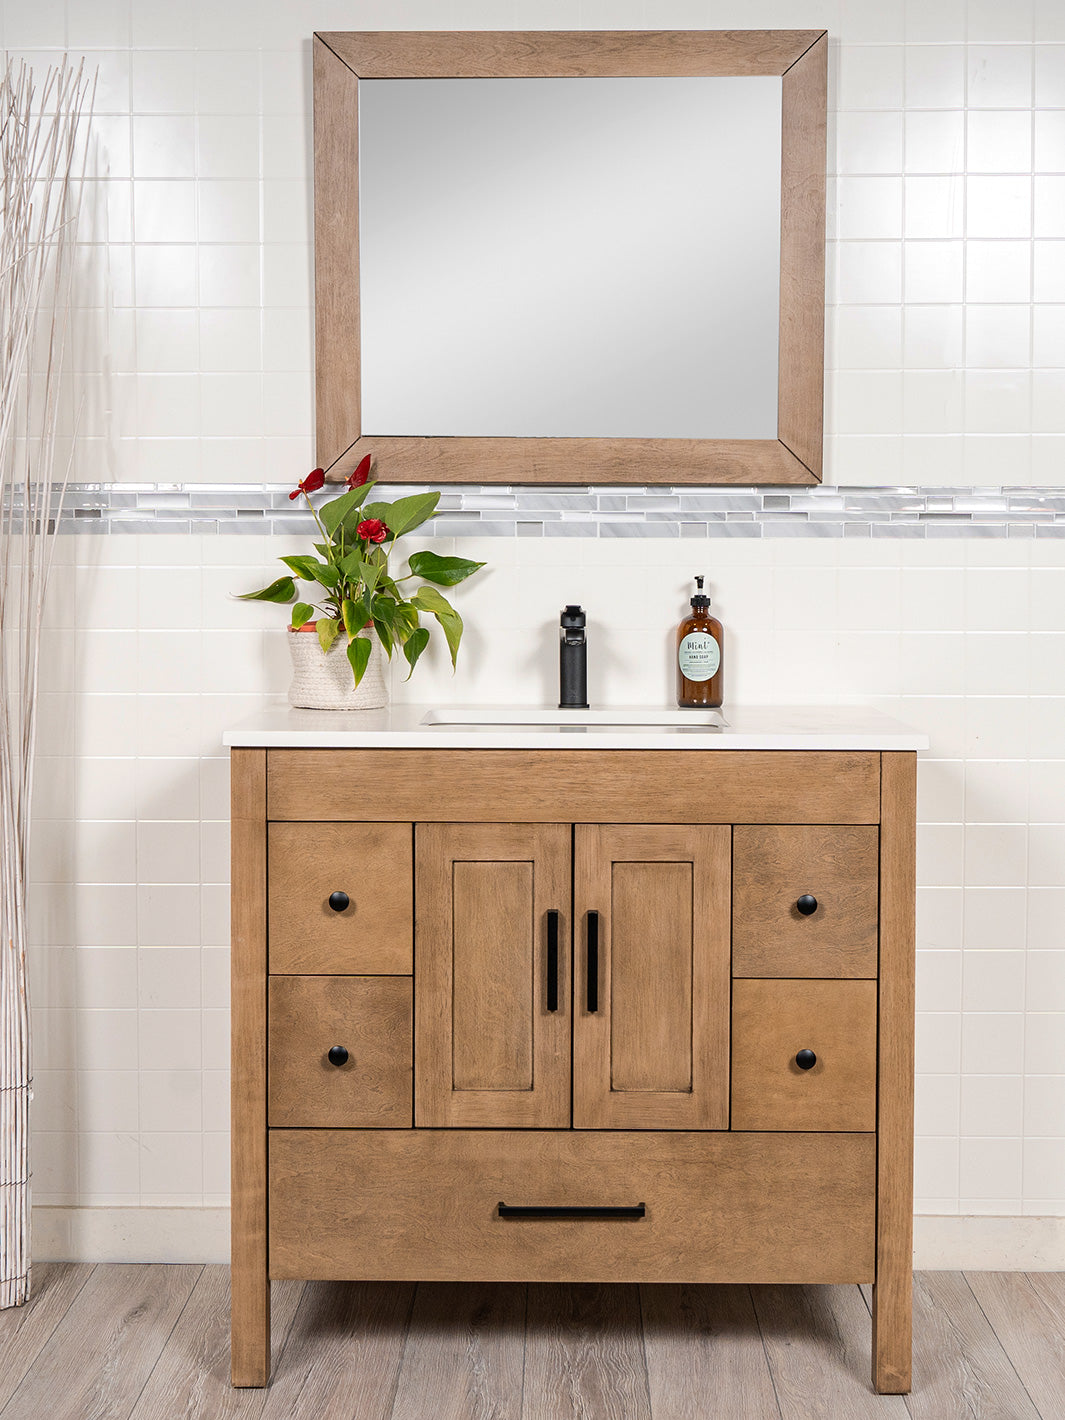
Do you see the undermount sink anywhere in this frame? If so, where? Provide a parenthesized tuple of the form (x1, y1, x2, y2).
(421, 707, 728, 729)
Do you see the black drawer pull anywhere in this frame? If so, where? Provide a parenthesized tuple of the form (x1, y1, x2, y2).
(796, 894, 818, 916)
(328, 890, 350, 913)
(498, 1202, 645, 1219)
(327, 1045, 349, 1067)
(587, 911, 599, 1013)
(546, 909, 559, 1012)
(795, 1049, 817, 1070)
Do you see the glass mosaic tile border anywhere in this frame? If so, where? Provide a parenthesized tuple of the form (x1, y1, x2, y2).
(16, 484, 1065, 538)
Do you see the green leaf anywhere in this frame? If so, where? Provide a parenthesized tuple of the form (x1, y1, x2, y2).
(313, 543, 331, 559)
(290, 602, 314, 630)
(280, 554, 324, 581)
(317, 617, 340, 654)
(236, 575, 296, 604)
(342, 594, 370, 636)
(370, 595, 397, 657)
(309, 561, 340, 590)
(319, 482, 375, 538)
(375, 490, 440, 538)
(413, 586, 463, 669)
(408, 551, 486, 588)
(347, 636, 372, 686)
(392, 602, 419, 643)
(402, 626, 430, 679)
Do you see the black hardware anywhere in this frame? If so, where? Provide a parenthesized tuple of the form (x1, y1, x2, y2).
(546, 910, 559, 1012)
(587, 911, 599, 1013)
(498, 1202, 646, 1219)
(796, 894, 818, 916)
(328, 890, 350, 913)
(327, 1045, 349, 1067)
(795, 1049, 817, 1070)
(559, 604, 589, 709)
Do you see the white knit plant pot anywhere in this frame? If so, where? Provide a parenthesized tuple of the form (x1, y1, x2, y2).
(287, 627, 389, 710)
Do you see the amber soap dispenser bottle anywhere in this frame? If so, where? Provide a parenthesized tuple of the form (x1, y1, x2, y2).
(676, 575, 724, 708)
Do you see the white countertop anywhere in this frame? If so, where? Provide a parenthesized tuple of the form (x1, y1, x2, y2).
(222, 704, 928, 751)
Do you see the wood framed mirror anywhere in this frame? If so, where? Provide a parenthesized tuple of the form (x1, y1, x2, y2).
(313, 30, 827, 486)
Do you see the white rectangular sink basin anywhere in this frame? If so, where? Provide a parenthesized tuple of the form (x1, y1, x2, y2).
(422, 707, 728, 729)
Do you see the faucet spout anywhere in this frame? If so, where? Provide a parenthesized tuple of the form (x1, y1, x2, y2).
(559, 605, 589, 709)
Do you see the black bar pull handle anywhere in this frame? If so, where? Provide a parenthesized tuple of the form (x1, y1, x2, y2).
(587, 910, 599, 1013)
(498, 1202, 646, 1220)
(546, 909, 559, 1012)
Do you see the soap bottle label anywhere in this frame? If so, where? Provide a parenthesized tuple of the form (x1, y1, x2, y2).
(678, 631, 720, 681)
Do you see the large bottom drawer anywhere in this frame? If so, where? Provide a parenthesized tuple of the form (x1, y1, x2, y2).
(269, 1129, 875, 1284)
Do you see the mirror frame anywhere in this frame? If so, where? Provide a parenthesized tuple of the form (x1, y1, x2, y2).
(313, 30, 827, 486)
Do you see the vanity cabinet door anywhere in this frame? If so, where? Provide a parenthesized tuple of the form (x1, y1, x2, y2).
(415, 822, 571, 1128)
(573, 825, 731, 1130)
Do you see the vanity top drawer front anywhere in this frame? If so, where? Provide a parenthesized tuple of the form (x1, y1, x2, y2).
(268, 750, 881, 825)
(731, 979, 877, 1132)
(732, 825, 879, 978)
(268, 976, 412, 1128)
(269, 1129, 875, 1285)
(268, 822, 412, 974)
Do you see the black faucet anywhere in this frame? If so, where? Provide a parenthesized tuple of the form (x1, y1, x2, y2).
(559, 605, 589, 709)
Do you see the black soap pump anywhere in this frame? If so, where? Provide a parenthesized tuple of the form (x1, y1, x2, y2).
(559, 605, 589, 709)
(676, 576, 724, 708)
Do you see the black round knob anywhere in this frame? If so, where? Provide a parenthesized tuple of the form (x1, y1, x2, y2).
(796, 894, 818, 916)
(328, 891, 350, 913)
(327, 1045, 349, 1067)
(795, 1049, 817, 1071)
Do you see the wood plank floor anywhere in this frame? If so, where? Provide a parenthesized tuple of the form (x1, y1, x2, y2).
(1, 1267, 1062, 1419)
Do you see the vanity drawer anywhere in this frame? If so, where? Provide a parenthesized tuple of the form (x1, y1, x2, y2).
(731, 825, 879, 978)
(268, 823, 412, 974)
(269, 1129, 875, 1284)
(268, 976, 412, 1128)
(731, 979, 877, 1132)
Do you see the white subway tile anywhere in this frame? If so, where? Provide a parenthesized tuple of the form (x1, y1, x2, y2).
(905, 111, 964, 174)
(137, 885, 202, 947)
(134, 245, 198, 306)
(967, 176, 1034, 239)
(78, 1131, 140, 1199)
(77, 1009, 139, 1071)
(78, 1070, 140, 1133)
(916, 1074, 961, 1134)
(906, 175, 964, 239)
(139, 1072, 203, 1132)
(916, 942, 964, 1003)
(967, 111, 1034, 174)
(1024, 1075, 1065, 1134)
(960, 1136, 1022, 1201)
(968, 45, 1034, 108)
(963, 950, 1027, 1011)
(1035, 43, 1065, 106)
(199, 245, 262, 307)
(1036, 112, 1065, 172)
(197, 115, 260, 180)
(965, 309, 1032, 369)
(960, 1075, 1024, 1135)
(196, 52, 260, 115)
(1029, 825, 1065, 886)
(962, 1012, 1026, 1073)
(917, 760, 966, 821)
(1024, 1138, 1065, 1199)
(965, 825, 1029, 887)
(905, 44, 965, 108)
(914, 1135, 960, 1199)
(196, 181, 260, 243)
(139, 1131, 203, 1198)
(1026, 1013, 1065, 1071)
(1036, 176, 1065, 238)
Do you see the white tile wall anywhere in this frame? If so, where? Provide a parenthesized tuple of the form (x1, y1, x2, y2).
(6, 0, 1065, 1244)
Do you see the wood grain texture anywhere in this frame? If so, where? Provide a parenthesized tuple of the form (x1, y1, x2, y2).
(0, 1263, 94, 1411)
(268, 976, 412, 1128)
(127, 1267, 304, 1420)
(872, 752, 916, 1395)
(777, 32, 827, 477)
(319, 30, 826, 79)
(321, 436, 821, 487)
(313, 36, 360, 473)
(269, 1130, 876, 1284)
(730, 979, 878, 1132)
(259, 1280, 415, 1420)
(901, 1271, 1041, 1419)
(751, 1283, 908, 1418)
(732, 825, 879, 978)
(523, 1283, 651, 1420)
(267, 822, 412, 975)
(231, 747, 270, 1386)
(391, 1283, 526, 1420)
(268, 750, 881, 825)
(415, 823, 570, 1128)
(0, 1264, 201, 1420)
(313, 29, 826, 487)
(573, 825, 731, 1129)
(963, 1271, 1065, 1420)
(640, 1283, 782, 1420)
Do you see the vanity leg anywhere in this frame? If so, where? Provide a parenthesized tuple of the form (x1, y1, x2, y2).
(231, 748, 271, 1386)
(872, 752, 916, 1395)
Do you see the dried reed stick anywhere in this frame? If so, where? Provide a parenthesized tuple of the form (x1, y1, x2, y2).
(1, 56, 94, 1310)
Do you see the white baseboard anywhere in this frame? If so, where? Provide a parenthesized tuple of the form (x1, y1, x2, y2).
(32, 1207, 1065, 1271)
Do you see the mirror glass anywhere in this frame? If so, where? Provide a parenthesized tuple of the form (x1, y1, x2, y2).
(359, 77, 783, 440)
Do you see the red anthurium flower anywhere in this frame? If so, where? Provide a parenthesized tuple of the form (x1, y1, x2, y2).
(289, 467, 326, 501)
(357, 518, 389, 544)
(346, 453, 372, 489)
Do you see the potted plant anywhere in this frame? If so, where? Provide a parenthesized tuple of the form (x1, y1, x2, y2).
(238, 455, 484, 709)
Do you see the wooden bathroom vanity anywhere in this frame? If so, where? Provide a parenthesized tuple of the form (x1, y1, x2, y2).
(226, 707, 925, 1394)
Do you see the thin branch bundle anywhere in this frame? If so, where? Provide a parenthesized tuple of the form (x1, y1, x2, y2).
(1, 56, 94, 1310)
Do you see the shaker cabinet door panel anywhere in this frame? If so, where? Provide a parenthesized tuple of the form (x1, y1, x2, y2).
(573, 825, 731, 1130)
(415, 822, 571, 1127)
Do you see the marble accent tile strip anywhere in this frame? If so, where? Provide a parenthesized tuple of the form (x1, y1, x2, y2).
(7, 486, 1065, 538)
